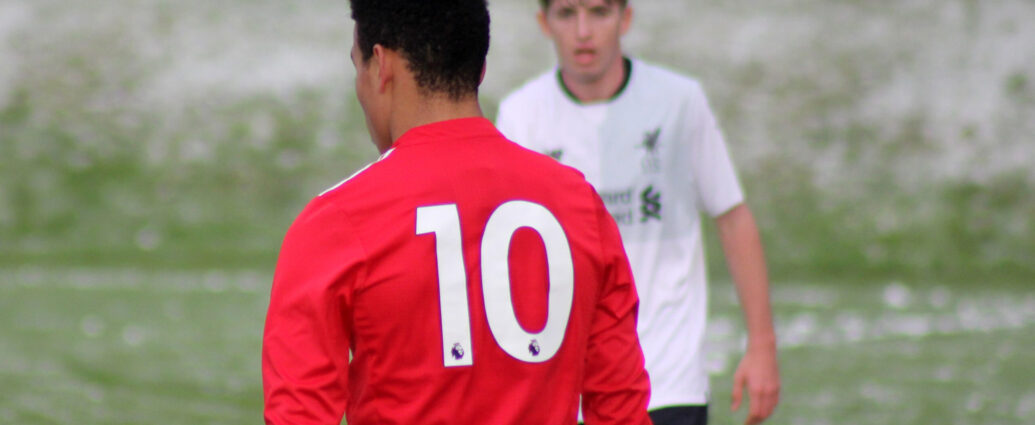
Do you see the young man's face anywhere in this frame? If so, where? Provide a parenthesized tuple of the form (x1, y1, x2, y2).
(538, 0, 631, 84)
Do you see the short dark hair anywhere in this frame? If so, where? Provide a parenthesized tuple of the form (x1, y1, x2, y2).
(350, 0, 490, 100)
(539, 0, 628, 10)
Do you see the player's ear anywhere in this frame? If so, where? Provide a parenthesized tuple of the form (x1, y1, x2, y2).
(536, 10, 552, 37)
(480, 62, 487, 85)
(372, 44, 393, 93)
(619, 5, 633, 36)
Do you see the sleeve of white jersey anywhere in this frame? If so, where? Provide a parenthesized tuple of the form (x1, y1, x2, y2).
(687, 85, 745, 218)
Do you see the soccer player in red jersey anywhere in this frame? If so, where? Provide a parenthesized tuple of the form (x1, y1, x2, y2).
(261, 1, 652, 424)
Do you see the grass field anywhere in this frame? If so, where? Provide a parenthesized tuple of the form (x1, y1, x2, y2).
(2, 0, 1033, 277)
(2, 266, 1032, 424)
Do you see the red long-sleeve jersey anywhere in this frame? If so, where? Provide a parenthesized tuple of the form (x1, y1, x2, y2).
(262, 117, 651, 425)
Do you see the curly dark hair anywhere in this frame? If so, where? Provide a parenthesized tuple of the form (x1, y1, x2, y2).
(538, 0, 628, 9)
(350, 0, 490, 100)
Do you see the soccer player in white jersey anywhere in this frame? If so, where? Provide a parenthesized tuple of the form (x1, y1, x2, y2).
(496, 1, 781, 424)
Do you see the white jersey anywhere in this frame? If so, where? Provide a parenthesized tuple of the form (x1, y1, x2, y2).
(497, 58, 744, 408)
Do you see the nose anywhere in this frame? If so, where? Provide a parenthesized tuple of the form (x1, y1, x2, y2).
(575, 10, 590, 41)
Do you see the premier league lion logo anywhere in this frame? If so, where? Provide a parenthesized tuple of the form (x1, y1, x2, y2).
(451, 343, 465, 360)
(528, 339, 541, 356)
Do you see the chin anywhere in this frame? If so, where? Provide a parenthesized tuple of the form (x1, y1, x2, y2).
(569, 67, 606, 84)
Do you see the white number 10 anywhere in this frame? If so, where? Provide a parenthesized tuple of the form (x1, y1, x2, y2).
(416, 200, 574, 367)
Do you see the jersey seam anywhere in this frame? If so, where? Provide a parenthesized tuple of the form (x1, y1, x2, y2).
(335, 204, 371, 295)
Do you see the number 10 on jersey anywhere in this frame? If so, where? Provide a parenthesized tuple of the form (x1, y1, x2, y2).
(417, 201, 575, 367)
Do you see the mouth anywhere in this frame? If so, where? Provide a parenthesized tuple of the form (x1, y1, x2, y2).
(573, 48, 596, 65)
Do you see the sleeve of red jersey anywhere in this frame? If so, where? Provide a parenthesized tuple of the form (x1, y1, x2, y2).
(262, 199, 364, 425)
(581, 197, 652, 425)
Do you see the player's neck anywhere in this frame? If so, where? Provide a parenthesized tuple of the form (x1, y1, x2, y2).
(559, 55, 629, 104)
(386, 95, 484, 149)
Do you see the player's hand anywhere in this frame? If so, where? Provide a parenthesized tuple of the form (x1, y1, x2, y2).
(730, 343, 780, 424)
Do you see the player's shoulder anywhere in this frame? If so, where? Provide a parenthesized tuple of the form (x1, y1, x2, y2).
(497, 137, 597, 194)
(496, 132, 577, 172)
(303, 148, 398, 212)
(284, 149, 399, 242)
(630, 58, 708, 101)
(498, 69, 559, 112)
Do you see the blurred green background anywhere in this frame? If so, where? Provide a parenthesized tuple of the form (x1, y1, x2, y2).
(1, 0, 1032, 424)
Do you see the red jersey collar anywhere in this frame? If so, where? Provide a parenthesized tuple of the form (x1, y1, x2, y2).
(391, 117, 498, 149)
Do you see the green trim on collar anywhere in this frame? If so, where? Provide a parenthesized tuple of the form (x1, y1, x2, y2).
(556, 57, 632, 104)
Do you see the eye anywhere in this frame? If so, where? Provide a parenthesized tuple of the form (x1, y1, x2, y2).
(589, 6, 611, 17)
(554, 7, 576, 19)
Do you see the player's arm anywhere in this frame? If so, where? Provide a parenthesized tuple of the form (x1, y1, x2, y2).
(262, 201, 361, 425)
(581, 197, 652, 425)
(716, 203, 780, 425)
(689, 84, 780, 424)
